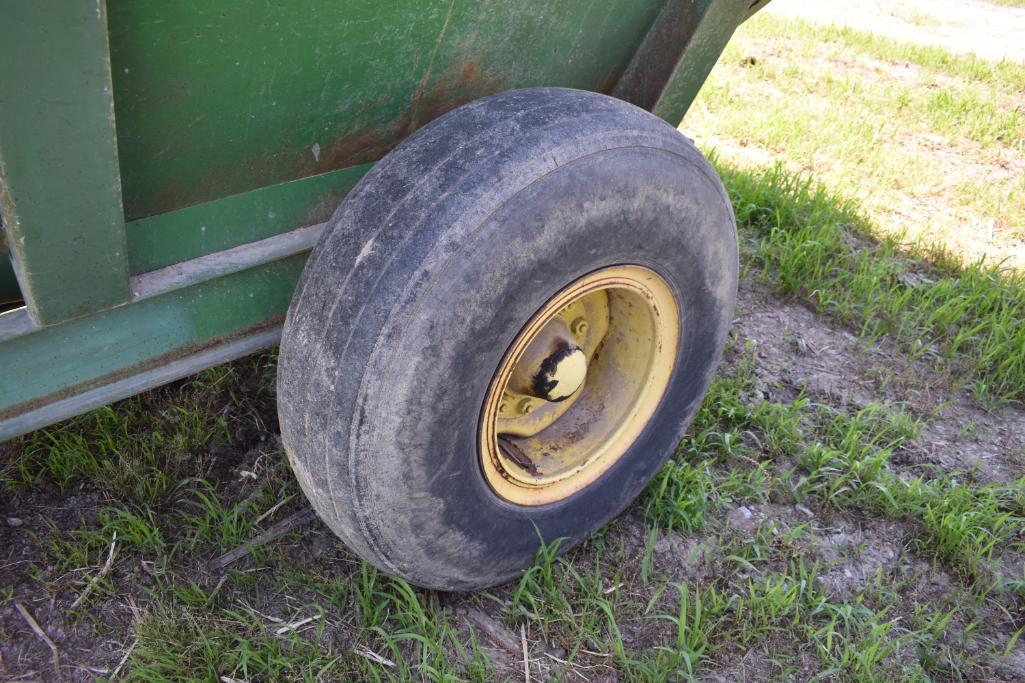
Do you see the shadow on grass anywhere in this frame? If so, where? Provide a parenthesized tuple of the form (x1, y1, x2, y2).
(716, 157, 1025, 407)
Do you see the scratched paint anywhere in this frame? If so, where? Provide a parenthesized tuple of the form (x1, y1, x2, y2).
(107, 0, 665, 220)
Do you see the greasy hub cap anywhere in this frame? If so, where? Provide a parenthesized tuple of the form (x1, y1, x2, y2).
(479, 265, 680, 505)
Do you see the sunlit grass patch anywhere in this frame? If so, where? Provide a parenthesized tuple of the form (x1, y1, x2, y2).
(687, 12, 1025, 267)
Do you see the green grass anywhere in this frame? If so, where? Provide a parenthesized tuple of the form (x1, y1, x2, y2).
(724, 161, 1025, 405)
(1, 224, 1019, 683)
(1, 365, 243, 504)
(7, 160, 1025, 680)
(128, 602, 347, 681)
(97, 156, 1025, 674)
(640, 344, 1023, 678)
(669, 338, 1024, 583)
(686, 12, 1025, 267)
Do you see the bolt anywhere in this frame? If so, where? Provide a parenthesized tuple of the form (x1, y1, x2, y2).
(571, 317, 589, 337)
(499, 401, 509, 414)
(517, 398, 534, 415)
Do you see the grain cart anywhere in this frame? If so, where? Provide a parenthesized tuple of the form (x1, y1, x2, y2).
(0, 0, 772, 589)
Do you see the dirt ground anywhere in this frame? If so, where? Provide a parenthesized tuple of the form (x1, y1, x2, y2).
(762, 0, 1025, 63)
(4, 278, 1025, 680)
(735, 286, 1025, 489)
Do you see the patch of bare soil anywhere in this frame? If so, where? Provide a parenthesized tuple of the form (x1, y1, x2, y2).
(0, 488, 125, 681)
(735, 284, 1025, 485)
(888, 131, 1025, 265)
(764, 0, 1025, 64)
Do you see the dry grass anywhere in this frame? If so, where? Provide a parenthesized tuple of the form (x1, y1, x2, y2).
(685, 12, 1025, 269)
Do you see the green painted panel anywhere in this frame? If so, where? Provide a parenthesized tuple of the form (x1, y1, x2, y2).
(0, 0, 758, 438)
(612, 0, 751, 126)
(0, 255, 304, 419)
(0, 0, 129, 324)
(651, 0, 752, 124)
(107, 0, 664, 220)
(127, 164, 370, 274)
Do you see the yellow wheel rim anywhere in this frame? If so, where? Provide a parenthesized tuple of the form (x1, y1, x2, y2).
(479, 265, 680, 506)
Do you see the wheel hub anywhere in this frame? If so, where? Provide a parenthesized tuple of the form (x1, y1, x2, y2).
(509, 314, 588, 402)
(531, 342, 587, 402)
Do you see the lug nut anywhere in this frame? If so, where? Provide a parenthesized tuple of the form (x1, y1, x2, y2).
(518, 398, 534, 415)
(571, 317, 588, 337)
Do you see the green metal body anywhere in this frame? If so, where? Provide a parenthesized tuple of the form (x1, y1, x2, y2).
(0, 0, 762, 440)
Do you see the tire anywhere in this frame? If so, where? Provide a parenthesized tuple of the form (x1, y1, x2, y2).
(277, 87, 737, 591)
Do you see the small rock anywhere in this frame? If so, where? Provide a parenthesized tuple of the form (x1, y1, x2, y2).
(805, 372, 845, 400)
(546, 645, 567, 660)
(653, 534, 678, 558)
(830, 532, 846, 546)
(727, 505, 757, 530)
(6, 517, 23, 528)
